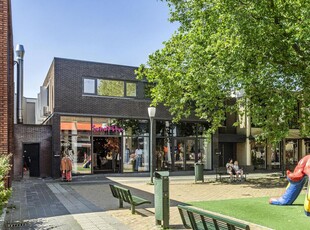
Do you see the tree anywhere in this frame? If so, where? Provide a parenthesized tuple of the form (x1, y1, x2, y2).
(136, 0, 310, 143)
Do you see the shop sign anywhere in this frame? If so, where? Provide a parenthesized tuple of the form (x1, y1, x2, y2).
(92, 125, 123, 133)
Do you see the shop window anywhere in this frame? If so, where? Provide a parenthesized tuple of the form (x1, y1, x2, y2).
(97, 79, 124, 97)
(285, 139, 298, 165)
(60, 135, 91, 175)
(176, 122, 196, 137)
(271, 144, 281, 169)
(155, 138, 173, 171)
(92, 117, 124, 136)
(251, 141, 266, 169)
(122, 136, 149, 173)
(198, 138, 212, 170)
(83, 78, 96, 94)
(113, 119, 149, 136)
(126, 82, 136, 97)
(305, 140, 310, 155)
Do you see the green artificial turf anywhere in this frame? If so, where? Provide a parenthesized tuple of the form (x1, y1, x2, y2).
(189, 193, 310, 230)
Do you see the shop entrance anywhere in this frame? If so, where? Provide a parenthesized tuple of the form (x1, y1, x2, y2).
(218, 143, 235, 167)
(93, 136, 121, 173)
(173, 138, 196, 171)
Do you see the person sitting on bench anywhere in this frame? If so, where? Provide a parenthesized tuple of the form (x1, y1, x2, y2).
(233, 160, 244, 180)
(226, 159, 236, 181)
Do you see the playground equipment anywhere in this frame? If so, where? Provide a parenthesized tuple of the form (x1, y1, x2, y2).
(269, 155, 310, 216)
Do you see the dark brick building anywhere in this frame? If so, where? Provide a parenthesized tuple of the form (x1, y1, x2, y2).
(40, 58, 213, 178)
(0, 0, 14, 185)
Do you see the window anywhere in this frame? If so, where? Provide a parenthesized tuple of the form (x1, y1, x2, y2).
(251, 141, 266, 169)
(97, 79, 124, 97)
(126, 82, 136, 97)
(84, 79, 95, 94)
(285, 139, 298, 165)
(83, 78, 139, 98)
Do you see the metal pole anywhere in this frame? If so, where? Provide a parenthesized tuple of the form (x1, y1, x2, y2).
(15, 44, 25, 124)
(150, 117, 154, 184)
(18, 57, 24, 124)
(280, 140, 286, 178)
(15, 61, 20, 123)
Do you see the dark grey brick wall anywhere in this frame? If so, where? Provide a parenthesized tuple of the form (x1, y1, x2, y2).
(44, 58, 209, 177)
(53, 58, 194, 120)
(14, 124, 52, 179)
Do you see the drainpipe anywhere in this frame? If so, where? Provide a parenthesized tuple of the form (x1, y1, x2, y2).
(15, 44, 25, 124)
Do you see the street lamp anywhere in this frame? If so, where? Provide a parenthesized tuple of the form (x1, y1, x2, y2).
(148, 106, 156, 184)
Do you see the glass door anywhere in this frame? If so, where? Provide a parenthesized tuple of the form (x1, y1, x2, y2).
(184, 139, 195, 170)
(173, 139, 185, 171)
(173, 139, 196, 171)
(93, 136, 121, 173)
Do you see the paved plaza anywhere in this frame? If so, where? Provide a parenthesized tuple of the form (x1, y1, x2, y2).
(3, 172, 287, 230)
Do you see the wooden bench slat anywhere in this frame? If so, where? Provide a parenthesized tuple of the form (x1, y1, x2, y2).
(109, 184, 151, 214)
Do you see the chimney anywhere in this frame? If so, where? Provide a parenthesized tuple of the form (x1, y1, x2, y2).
(15, 44, 25, 124)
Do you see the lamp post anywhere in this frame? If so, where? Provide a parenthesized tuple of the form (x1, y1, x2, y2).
(148, 106, 156, 184)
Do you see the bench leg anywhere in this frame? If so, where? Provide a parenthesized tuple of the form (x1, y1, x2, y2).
(119, 199, 123, 208)
(131, 205, 135, 214)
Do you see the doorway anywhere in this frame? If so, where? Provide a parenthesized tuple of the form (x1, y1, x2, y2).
(93, 137, 121, 173)
(23, 143, 40, 177)
(173, 139, 196, 171)
(218, 142, 235, 167)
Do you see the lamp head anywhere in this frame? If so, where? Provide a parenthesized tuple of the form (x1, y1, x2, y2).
(15, 44, 25, 59)
(148, 106, 156, 118)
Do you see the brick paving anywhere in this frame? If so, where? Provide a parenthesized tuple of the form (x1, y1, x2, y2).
(4, 173, 287, 229)
(70, 173, 285, 230)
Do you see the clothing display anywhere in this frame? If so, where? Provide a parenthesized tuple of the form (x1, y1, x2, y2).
(60, 155, 72, 182)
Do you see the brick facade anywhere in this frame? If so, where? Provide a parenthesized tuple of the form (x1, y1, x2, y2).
(14, 125, 52, 179)
(43, 58, 206, 177)
(52, 58, 174, 119)
(0, 0, 14, 186)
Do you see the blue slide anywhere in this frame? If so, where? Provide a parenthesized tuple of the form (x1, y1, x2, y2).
(269, 176, 307, 205)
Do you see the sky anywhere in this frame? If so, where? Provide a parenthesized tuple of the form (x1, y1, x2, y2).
(11, 0, 179, 98)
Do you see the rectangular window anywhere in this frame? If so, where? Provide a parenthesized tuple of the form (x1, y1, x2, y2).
(126, 82, 136, 97)
(97, 79, 124, 97)
(84, 79, 96, 94)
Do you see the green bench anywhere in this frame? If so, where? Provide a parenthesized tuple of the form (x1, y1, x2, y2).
(109, 184, 151, 214)
(178, 205, 250, 230)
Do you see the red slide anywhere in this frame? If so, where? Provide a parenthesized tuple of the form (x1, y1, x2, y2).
(287, 155, 310, 182)
(269, 155, 310, 216)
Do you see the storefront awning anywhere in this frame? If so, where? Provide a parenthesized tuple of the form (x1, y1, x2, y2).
(60, 122, 76, 131)
(61, 122, 105, 131)
(76, 123, 92, 131)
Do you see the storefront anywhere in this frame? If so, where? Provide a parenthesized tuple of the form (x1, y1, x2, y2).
(60, 116, 211, 175)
